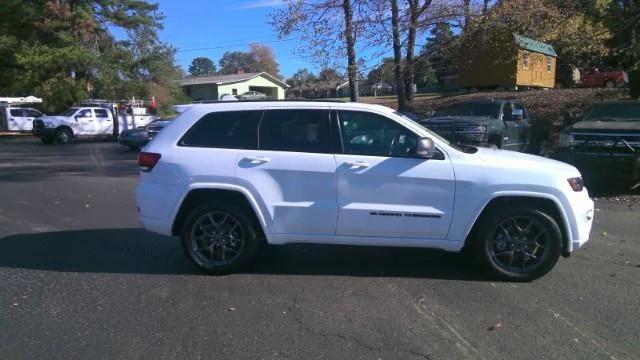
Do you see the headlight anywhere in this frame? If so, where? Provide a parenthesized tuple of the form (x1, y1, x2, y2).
(558, 133, 574, 147)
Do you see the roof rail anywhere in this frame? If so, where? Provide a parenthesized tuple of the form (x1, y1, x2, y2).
(190, 99, 348, 104)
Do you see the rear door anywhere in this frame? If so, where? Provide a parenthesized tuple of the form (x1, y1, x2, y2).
(94, 108, 114, 135)
(7, 108, 32, 131)
(334, 110, 455, 240)
(235, 108, 338, 235)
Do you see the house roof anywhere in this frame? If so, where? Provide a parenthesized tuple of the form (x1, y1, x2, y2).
(178, 72, 289, 88)
(515, 35, 557, 57)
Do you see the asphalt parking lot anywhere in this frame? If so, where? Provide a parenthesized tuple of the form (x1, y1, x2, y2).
(0, 137, 638, 360)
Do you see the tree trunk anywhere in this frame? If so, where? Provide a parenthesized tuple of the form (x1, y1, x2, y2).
(404, 1, 419, 112)
(342, 0, 359, 102)
(463, 0, 471, 29)
(390, 0, 407, 111)
(483, 0, 489, 15)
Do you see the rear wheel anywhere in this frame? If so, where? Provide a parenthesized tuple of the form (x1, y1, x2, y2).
(55, 128, 73, 144)
(180, 204, 260, 274)
(472, 207, 562, 281)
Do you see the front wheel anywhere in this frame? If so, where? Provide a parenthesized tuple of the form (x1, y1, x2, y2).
(180, 204, 260, 274)
(55, 128, 73, 144)
(473, 208, 562, 281)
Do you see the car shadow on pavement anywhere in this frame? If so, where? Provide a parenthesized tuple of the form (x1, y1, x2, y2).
(0, 228, 490, 281)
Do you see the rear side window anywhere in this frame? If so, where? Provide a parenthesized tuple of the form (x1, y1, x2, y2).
(180, 110, 261, 149)
(259, 109, 331, 153)
(94, 109, 109, 118)
(9, 109, 25, 117)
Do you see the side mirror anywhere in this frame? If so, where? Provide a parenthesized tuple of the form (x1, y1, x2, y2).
(416, 137, 437, 158)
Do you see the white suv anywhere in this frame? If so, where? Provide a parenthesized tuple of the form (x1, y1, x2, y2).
(136, 101, 594, 281)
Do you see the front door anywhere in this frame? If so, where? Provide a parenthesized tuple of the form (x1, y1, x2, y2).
(74, 108, 97, 135)
(235, 109, 338, 235)
(334, 110, 455, 240)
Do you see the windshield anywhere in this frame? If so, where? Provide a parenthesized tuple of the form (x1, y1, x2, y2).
(58, 108, 79, 117)
(394, 111, 476, 153)
(583, 103, 640, 121)
(436, 102, 501, 119)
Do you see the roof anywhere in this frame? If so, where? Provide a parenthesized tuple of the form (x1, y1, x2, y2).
(178, 72, 289, 88)
(515, 35, 557, 57)
(179, 100, 394, 115)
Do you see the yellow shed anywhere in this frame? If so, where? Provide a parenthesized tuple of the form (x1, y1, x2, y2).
(460, 33, 557, 90)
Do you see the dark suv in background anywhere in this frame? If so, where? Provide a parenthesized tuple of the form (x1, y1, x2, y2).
(419, 100, 531, 152)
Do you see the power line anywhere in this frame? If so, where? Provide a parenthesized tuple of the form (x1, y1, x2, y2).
(176, 38, 295, 53)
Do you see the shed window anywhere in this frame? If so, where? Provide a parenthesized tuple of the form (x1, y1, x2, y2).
(523, 52, 529, 69)
(547, 57, 552, 72)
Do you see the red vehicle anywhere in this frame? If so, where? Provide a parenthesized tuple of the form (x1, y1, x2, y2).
(579, 68, 628, 88)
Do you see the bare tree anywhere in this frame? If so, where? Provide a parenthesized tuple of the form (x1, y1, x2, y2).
(269, 0, 363, 102)
(390, 0, 407, 110)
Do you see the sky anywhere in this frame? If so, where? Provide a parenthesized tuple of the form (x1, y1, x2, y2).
(153, 0, 312, 78)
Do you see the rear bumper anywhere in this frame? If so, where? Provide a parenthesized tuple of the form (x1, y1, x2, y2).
(136, 181, 182, 236)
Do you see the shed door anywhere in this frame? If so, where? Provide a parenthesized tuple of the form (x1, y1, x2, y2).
(531, 54, 544, 86)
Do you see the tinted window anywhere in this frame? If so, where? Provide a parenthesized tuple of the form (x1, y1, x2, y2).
(584, 103, 640, 121)
(27, 110, 42, 118)
(436, 102, 501, 119)
(338, 111, 418, 157)
(9, 109, 25, 117)
(180, 110, 261, 149)
(94, 109, 109, 118)
(78, 109, 92, 117)
(259, 109, 331, 153)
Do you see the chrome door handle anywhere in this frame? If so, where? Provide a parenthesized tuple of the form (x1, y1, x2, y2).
(244, 156, 270, 164)
(345, 161, 370, 168)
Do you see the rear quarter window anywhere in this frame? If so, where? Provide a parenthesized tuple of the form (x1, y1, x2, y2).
(179, 110, 262, 149)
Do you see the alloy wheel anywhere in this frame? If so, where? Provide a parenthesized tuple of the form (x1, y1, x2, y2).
(189, 211, 245, 267)
(488, 215, 550, 273)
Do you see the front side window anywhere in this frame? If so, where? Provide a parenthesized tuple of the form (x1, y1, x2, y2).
(337, 111, 418, 157)
(94, 109, 109, 118)
(78, 109, 93, 117)
(547, 57, 552, 72)
(259, 109, 331, 153)
(27, 110, 42, 118)
(180, 110, 261, 148)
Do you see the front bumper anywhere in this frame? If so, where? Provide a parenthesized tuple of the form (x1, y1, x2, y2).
(565, 191, 594, 254)
(32, 127, 55, 138)
(554, 147, 640, 181)
(119, 136, 149, 148)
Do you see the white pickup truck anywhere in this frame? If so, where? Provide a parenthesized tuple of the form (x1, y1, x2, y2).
(33, 102, 158, 144)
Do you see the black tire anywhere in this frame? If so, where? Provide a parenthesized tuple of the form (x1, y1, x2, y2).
(605, 80, 615, 89)
(55, 128, 73, 144)
(180, 204, 260, 274)
(40, 137, 54, 144)
(472, 207, 562, 281)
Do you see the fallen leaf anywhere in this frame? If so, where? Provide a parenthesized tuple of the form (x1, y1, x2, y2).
(227, 307, 236, 312)
(487, 322, 502, 331)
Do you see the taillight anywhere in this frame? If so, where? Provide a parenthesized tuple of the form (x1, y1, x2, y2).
(567, 177, 584, 192)
(138, 152, 161, 172)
